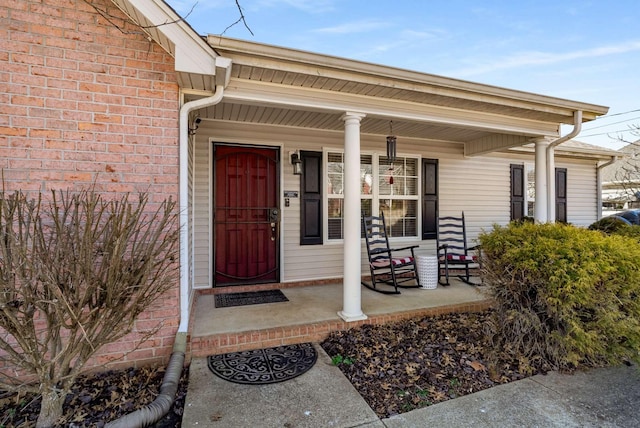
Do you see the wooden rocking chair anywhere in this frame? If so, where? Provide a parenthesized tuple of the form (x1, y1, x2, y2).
(437, 212, 481, 285)
(361, 213, 420, 294)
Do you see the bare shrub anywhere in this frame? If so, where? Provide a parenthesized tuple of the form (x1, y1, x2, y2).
(0, 188, 179, 427)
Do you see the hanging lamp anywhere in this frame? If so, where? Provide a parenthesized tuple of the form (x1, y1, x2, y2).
(386, 121, 397, 163)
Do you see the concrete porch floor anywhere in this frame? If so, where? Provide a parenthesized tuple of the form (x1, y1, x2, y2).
(189, 279, 493, 358)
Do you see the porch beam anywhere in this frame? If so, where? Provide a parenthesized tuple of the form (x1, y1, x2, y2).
(338, 112, 368, 323)
(223, 80, 560, 137)
(464, 134, 533, 157)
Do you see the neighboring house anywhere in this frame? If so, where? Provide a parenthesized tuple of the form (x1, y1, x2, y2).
(2, 0, 617, 370)
(601, 142, 640, 216)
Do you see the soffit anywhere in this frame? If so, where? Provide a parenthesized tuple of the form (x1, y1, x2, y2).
(192, 37, 611, 155)
(225, 64, 567, 124)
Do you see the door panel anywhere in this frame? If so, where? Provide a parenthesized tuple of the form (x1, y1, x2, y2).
(214, 144, 279, 285)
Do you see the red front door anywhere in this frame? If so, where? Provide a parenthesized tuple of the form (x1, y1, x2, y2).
(214, 144, 280, 286)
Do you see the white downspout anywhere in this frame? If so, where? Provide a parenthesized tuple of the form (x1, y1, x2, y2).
(177, 87, 225, 333)
(546, 110, 582, 222)
(596, 156, 618, 219)
(107, 77, 227, 428)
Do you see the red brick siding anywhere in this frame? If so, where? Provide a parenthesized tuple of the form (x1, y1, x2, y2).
(1, 0, 180, 371)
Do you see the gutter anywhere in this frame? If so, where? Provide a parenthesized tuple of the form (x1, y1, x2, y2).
(106, 85, 227, 428)
(596, 156, 619, 219)
(546, 110, 583, 221)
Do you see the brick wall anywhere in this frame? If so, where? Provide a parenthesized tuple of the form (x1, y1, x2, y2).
(0, 0, 181, 370)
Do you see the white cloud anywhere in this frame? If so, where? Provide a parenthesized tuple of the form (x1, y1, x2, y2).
(313, 19, 392, 35)
(169, 0, 228, 14)
(254, 0, 335, 14)
(450, 40, 640, 78)
(354, 28, 448, 59)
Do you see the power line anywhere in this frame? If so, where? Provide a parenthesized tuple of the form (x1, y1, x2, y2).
(593, 108, 640, 120)
(579, 128, 638, 138)
(582, 116, 640, 131)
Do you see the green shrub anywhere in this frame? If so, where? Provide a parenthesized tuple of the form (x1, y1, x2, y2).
(479, 222, 640, 370)
(588, 216, 631, 234)
(613, 224, 640, 241)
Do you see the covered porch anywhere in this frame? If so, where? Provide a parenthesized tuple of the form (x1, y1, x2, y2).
(180, 36, 609, 337)
(188, 279, 492, 358)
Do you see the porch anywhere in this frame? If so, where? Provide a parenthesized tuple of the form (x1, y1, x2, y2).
(188, 280, 493, 358)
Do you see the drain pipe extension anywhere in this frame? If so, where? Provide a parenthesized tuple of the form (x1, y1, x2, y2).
(105, 333, 187, 428)
(596, 156, 619, 219)
(106, 87, 226, 428)
(546, 110, 583, 221)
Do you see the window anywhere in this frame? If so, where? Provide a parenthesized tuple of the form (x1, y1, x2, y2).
(526, 165, 536, 217)
(326, 152, 419, 240)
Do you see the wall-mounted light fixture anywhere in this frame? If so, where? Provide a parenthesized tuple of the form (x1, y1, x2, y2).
(188, 117, 201, 136)
(290, 151, 302, 175)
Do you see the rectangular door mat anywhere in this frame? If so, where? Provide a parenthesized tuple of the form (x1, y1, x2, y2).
(214, 289, 289, 308)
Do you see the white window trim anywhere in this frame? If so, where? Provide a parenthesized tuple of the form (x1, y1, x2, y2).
(323, 148, 421, 244)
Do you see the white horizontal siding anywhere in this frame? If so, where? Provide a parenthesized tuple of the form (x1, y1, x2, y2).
(562, 159, 598, 227)
(438, 156, 512, 245)
(193, 139, 211, 289)
(191, 120, 599, 285)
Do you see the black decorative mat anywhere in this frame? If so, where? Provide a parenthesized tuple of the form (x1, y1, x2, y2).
(214, 289, 288, 308)
(208, 343, 318, 385)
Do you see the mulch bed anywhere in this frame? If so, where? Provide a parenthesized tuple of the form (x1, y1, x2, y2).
(320, 309, 557, 418)
(0, 365, 189, 427)
(2, 309, 584, 424)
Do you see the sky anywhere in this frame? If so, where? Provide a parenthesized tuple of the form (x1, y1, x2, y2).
(166, 0, 640, 150)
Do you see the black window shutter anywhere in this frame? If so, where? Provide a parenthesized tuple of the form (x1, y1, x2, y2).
(510, 164, 525, 221)
(555, 167, 567, 223)
(421, 159, 438, 239)
(300, 151, 322, 245)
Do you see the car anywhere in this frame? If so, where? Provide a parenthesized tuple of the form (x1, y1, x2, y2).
(604, 209, 640, 225)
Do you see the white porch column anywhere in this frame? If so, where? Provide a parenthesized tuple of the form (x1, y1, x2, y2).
(534, 138, 549, 223)
(338, 112, 368, 322)
(546, 146, 556, 222)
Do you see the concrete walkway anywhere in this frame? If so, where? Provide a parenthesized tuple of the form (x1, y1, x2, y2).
(182, 344, 640, 427)
(182, 344, 382, 427)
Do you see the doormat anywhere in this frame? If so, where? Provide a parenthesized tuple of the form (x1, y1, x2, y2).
(207, 343, 317, 385)
(214, 289, 288, 308)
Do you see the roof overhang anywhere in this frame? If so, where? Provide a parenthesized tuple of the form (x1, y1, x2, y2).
(104, 1, 610, 158)
(109, 0, 231, 91)
(203, 36, 609, 156)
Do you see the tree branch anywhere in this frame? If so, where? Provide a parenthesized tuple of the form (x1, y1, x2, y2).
(221, 0, 254, 36)
(83, 0, 197, 35)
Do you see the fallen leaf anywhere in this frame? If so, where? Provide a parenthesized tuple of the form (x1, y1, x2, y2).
(466, 360, 486, 372)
